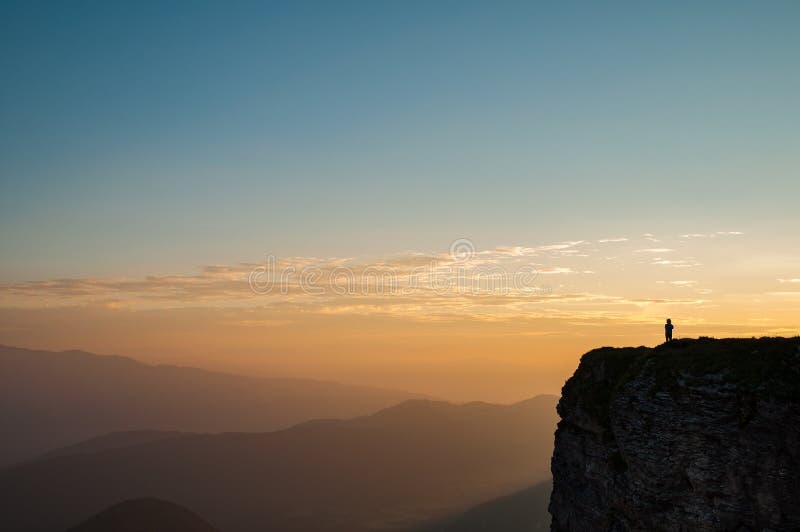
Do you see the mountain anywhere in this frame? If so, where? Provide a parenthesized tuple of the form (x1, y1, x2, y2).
(0, 395, 558, 532)
(0, 344, 428, 467)
(550, 337, 800, 531)
(419, 480, 551, 532)
(41, 430, 191, 460)
(66, 498, 220, 532)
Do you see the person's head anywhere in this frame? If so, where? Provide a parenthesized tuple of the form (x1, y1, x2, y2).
(666, 318, 671, 324)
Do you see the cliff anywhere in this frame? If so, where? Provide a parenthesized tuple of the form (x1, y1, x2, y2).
(549, 337, 800, 532)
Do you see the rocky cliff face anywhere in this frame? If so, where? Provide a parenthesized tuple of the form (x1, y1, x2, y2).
(549, 337, 800, 532)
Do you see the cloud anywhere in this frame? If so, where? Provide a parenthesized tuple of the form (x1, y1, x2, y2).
(649, 258, 701, 268)
(635, 248, 676, 254)
(0, 233, 779, 327)
(492, 246, 537, 257)
(679, 231, 744, 239)
(534, 241, 586, 252)
(538, 267, 577, 275)
(657, 280, 698, 287)
(626, 298, 706, 305)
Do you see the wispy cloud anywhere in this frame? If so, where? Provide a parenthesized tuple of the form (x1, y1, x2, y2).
(538, 267, 577, 275)
(635, 248, 676, 254)
(649, 258, 701, 268)
(679, 231, 744, 239)
(657, 280, 698, 287)
(534, 241, 586, 252)
(626, 297, 706, 305)
(0, 232, 781, 328)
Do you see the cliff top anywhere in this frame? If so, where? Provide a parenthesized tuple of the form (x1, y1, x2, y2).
(560, 336, 800, 429)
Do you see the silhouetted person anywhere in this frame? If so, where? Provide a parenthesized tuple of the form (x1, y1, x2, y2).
(665, 318, 674, 342)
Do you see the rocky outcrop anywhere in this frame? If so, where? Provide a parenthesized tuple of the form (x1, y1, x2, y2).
(549, 337, 800, 532)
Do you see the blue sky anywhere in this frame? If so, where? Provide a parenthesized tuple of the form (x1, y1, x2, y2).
(2, 1, 799, 280)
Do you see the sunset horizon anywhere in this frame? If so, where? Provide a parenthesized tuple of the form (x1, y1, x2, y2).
(2, 228, 798, 401)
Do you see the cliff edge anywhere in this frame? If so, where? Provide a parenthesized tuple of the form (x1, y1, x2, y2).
(549, 337, 800, 532)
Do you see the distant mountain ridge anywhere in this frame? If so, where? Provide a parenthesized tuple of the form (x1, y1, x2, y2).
(40, 430, 192, 461)
(420, 481, 552, 532)
(0, 344, 429, 467)
(0, 394, 559, 532)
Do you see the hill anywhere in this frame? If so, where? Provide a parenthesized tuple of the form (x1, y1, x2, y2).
(66, 498, 220, 532)
(550, 337, 800, 531)
(420, 480, 551, 532)
(0, 395, 558, 532)
(0, 344, 427, 467)
(40, 430, 191, 460)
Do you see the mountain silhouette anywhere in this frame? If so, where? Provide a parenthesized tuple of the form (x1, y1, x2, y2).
(66, 498, 220, 532)
(420, 480, 552, 532)
(40, 430, 192, 460)
(0, 395, 558, 532)
(0, 344, 428, 467)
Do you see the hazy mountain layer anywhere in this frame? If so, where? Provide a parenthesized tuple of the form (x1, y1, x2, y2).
(420, 481, 551, 532)
(0, 344, 427, 466)
(0, 395, 558, 532)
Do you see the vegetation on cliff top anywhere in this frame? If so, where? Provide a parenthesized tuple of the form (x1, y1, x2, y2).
(560, 336, 800, 429)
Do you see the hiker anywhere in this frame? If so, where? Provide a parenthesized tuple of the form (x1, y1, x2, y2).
(665, 319, 674, 342)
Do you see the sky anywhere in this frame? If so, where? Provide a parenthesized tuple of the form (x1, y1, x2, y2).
(1, 2, 799, 401)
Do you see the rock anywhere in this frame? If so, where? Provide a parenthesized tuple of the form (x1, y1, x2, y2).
(549, 337, 800, 532)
